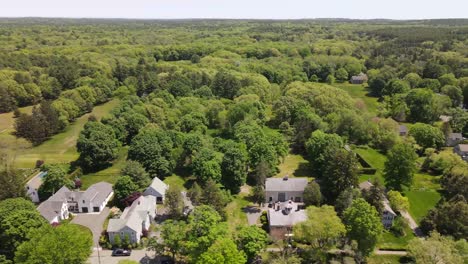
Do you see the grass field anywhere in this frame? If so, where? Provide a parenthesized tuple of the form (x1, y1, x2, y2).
(378, 225, 415, 250)
(354, 146, 386, 184)
(80, 146, 128, 189)
(225, 192, 250, 231)
(404, 190, 441, 223)
(274, 153, 313, 178)
(9, 99, 119, 168)
(334, 83, 379, 115)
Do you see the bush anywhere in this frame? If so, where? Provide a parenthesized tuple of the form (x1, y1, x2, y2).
(390, 216, 407, 237)
(260, 211, 269, 232)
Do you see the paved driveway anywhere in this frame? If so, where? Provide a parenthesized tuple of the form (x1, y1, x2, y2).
(88, 250, 156, 264)
(72, 207, 110, 247)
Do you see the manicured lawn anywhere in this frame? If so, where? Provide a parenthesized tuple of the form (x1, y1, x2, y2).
(378, 225, 415, 250)
(225, 193, 250, 231)
(404, 190, 441, 223)
(354, 146, 386, 184)
(334, 83, 379, 115)
(12, 99, 120, 168)
(80, 146, 128, 189)
(164, 174, 187, 190)
(274, 153, 313, 178)
(367, 254, 402, 264)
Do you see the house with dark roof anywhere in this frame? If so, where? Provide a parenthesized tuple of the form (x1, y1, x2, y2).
(454, 144, 468, 161)
(37, 182, 113, 224)
(267, 201, 306, 240)
(143, 177, 168, 203)
(350, 72, 368, 84)
(265, 177, 308, 203)
(446, 133, 464, 147)
(107, 195, 156, 244)
(359, 181, 396, 229)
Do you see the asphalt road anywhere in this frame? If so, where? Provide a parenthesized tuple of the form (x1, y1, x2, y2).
(88, 249, 155, 264)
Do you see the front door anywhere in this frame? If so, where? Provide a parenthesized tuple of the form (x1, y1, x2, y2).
(278, 193, 286, 202)
(82, 207, 88, 213)
(93, 207, 100, 212)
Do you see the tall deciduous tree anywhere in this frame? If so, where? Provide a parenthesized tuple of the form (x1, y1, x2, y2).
(38, 164, 73, 200)
(321, 149, 359, 202)
(305, 130, 344, 177)
(387, 190, 410, 212)
(160, 220, 187, 261)
(294, 206, 345, 252)
(113, 176, 139, 207)
(197, 237, 246, 264)
(408, 232, 467, 264)
(303, 181, 322, 206)
(343, 198, 383, 256)
(0, 167, 26, 200)
(384, 143, 417, 191)
(221, 143, 248, 194)
(14, 224, 93, 264)
(77, 121, 120, 172)
(121, 160, 150, 189)
(236, 225, 268, 261)
(164, 185, 184, 219)
(409, 123, 445, 150)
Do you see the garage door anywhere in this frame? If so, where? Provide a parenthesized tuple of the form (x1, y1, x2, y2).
(82, 207, 88, 213)
(93, 207, 100, 212)
(278, 193, 286, 202)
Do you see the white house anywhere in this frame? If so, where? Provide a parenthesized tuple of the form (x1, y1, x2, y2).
(265, 177, 308, 203)
(359, 181, 397, 229)
(37, 186, 71, 224)
(37, 182, 113, 224)
(143, 177, 168, 203)
(107, 195, 156, 244)
(25, 171, 47, 203)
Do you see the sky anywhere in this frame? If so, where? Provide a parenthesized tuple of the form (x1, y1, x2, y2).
(0, 0, 467, 20)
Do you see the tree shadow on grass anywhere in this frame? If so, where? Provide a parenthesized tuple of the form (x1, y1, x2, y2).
(293, 162, 313, 177)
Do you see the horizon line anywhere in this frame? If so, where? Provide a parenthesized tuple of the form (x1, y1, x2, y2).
(0, 16, 467, 21)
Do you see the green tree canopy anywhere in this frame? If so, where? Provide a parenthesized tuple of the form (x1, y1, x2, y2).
(343, 198, 383, 256)
(384, 143, 418, 191)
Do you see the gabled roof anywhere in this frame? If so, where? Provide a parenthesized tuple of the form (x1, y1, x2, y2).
(82, 182, 113, 205)
(265, 177, 308, 192)
(383, 198, 396, 216)
(447, 133, 463, 140)
(359, 181, 373, 191)
(107, 195, 156, 233)
(146, 177, 168, 195)
(37, 200, 65, 222)
(457, 144, 468, 152)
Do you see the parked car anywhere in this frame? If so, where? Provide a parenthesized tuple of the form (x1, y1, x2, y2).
(112, 248, 132, 256)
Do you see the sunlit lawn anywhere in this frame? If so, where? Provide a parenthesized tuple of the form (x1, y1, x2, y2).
(367, 254, 402, 264)
(404, 190, 441, 223)
(225, 192, 250, 231)
(274, 153, 314, 178)
(10, 100, 119, 168)
(334, 83, 379, 115)
(354, 146, 386, 184)
(80, 146, 128, 189)
(378, 225, 415, 250)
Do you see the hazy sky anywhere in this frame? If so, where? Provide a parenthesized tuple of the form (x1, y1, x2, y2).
(1, 0, 467, 19)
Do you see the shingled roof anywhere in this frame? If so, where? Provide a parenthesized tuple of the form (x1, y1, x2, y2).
(265, 177, 308, 192)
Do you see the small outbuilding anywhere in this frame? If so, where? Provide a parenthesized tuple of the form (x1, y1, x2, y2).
(143, 177, 169, 203)
(350, 72, 368, 84)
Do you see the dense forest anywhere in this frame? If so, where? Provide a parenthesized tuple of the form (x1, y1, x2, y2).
(0, 18, 467, 264)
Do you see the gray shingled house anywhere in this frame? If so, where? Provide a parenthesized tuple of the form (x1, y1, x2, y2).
(107, 195, 156, 244)
(454, 144, 468, 161)
(350, 72, 368, 84)
(265, 177, 308, 203)
(143, 177, 168, 203)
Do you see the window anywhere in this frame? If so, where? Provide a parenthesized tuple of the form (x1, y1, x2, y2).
(83, 200, 85, 203)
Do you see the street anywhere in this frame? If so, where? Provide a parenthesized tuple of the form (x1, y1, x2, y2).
(88, 249, 156, 264)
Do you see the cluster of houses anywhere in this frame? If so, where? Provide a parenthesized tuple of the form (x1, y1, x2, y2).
(264, 176, 397, 240)
(27, 171, 170, 245)
(107, 177, 168, 244)
(37, 182, 114, 223)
